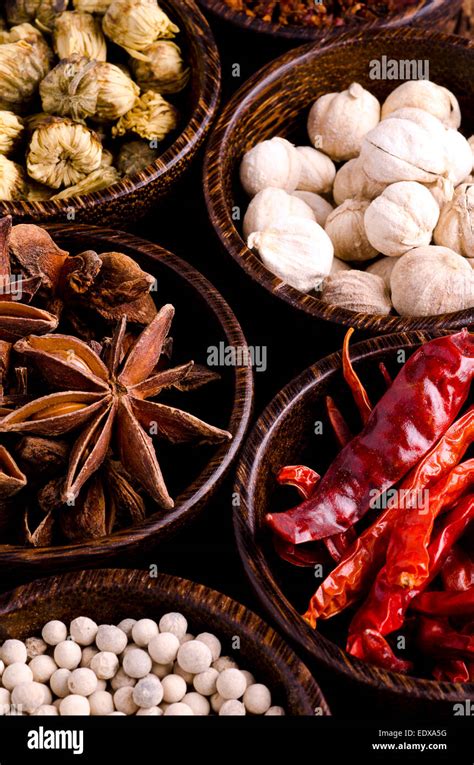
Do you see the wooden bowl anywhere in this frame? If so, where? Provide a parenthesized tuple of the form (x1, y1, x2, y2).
(0, 0, 221, 226)
(0, 568, 329, 716)
(198, 0, 461, 42)
(234, 331, 474, 713)
(0, 224, 253, 577)
(204, 28, 474, 334)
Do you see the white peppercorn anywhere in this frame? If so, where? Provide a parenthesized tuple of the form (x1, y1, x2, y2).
(70, 617, 98, 646)
(210, 692, 224, 713)
(159, 612, 187, 639)
(193, 668, 218, 696)
(220, 700, 246, 716)
(148, 632, 180, 664)
(39, 684, 53, 706)
(117, 618, 136, 638)
(241, 670, 255, 688)
(53, 641, 82, 671)
(50, 668, 71, 698)
(164, 702, 194, 716)
(216, 669, 247, 700)
(12, 682, 46, 714)
(0, 660, 4, 677)
(96, 680, 107, 692)
(67, 668, 98, 697)
(182, 692, 210, 716)
(180, 634, 194, 644)
(173, 664, 194, 685)
(122, 648, 151, 679)
(243, 684, 271, 714)
(90, 651, 119, 680)
(177, 640, 212, 674)
(29, 655, 57, 684)
(266, 706, 286, 715)
(89, 690, 114, 716)
(161, 673, 186, 703)
(111, 667, 136, 690)
(32, 705, 58, 715)
(151, 661, 173, 679)
(42, 621, 67, 646)
(195, 633, 221, 662)
(80, 646, 98, 668)
(131, 619, 158, 647)
(1, 639, 27, 665)
(136, 706, 163, 716)
(25, 637, 48, 660)
(59, 694, 90, 716)
(114, 686, 138, 715)
(132, 675, 163, 708)
(2, 662, 33, 690)
(96, 625, 128, 654)
(212, 656, 238, 672)
(0, 688, 10, 715)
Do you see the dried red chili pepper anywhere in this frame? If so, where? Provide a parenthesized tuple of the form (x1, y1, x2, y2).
(442, 546, 474, 592)
(342, 328, 372, 424)
(417, 617, 474, 661)
(304, 421, 474, 626)
(412, 590, 474, 617)
(347, 492, 474, 665)
(351, 628, 413, 674)
(432, 660, 470, 683)
(379, 362, 392, 389)
(267, 331, 474, 545)
(325, 395, 352, 449)
(277, 465, 320, 498)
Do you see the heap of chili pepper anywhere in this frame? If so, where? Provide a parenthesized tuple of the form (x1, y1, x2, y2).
(270, 330, 474, 680)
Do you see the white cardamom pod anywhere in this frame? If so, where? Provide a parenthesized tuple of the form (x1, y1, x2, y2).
(364, 181, 440, 258)
(243, 187, 314, 239)
(247, 216, 333, 293)
(325, 199, 377, 262)
(291, 191, 333, 227)
(366, 256, 401, 289)
(434, 183, 474, 256)
(239, 137, 301, 197)
(295, 146, 335, 194)
(381, 81, 461, 129)
(323, 271, 391, 315)
(333, 158, 386, 206)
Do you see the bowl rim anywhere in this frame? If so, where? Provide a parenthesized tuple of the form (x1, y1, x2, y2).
(198, 0, 462, 41)
(0, 0, 221, 218)
(233, 329, 474, 702)
(0, 224, 254, 566)
(203, 27, 474, 334)
(0, 567, 330, 715)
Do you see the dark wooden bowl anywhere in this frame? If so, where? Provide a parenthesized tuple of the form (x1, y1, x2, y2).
(0, 568, 329, 716)
(234, 331, 474, 713)
(0, 0, 221, 226)
(204, 29, 474, 334)
(0, 224, 253, 576)
(198, 0, 461, 42)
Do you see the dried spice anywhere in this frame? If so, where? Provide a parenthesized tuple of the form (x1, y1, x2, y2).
(0, 111, 24, 155)
(112, 90, 178, 142)
(73, 0, 112, 11)
(51, 165, 121, 199)
(117, 140, 158, 175)
(5, 1, 68, 32)
(103, 0, 179, 56)
(0, 155, 26, 200)
(40, 57, 100, 122)
(95, 62, 140, 121)
(53, 11, 107, 61)
(0, 39, 51, 111)
(130, 40, 190, 94)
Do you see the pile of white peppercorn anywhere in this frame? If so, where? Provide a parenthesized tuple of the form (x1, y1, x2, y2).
(0, 612, 285, 716)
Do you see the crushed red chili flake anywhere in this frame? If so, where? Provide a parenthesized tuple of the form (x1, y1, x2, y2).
(223, 0, 420, 28)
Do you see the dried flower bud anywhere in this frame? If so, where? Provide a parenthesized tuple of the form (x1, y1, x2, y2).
(40, 57, 100, 121)
(0, 154, 26, 200)
(95, 62, 140, 121)
(27, 118, 102, 189)
(112, 90, 178, 142)
(117, 139, 157, 175)
(130, 40, 189, 94)
(5, 0, 68, 32)
(103, 0, 179, 56)
(0, 111, 24, 155)
(73, 0, 112, 12)
(0, 38, 51, 110)
(51, 164, 121, 199)
(53, 11, 107, 61)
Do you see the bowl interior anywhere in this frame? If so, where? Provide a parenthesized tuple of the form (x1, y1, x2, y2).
(0, 569, 328, 715)
(205, 30, 474, 332)
(0, 225, 252, 569)
(234, 331, 474, 701)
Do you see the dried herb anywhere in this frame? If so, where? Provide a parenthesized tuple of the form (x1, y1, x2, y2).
(224, 0, 419, 27)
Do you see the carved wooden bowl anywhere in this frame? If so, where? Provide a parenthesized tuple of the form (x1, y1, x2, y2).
(0, 225, 253, 577)
(204, 29, 474, 334)
(234, 331, 474, 714)
(0, 568, 330, 716)
(0, 0, 221, 226)
(198, 0, 462, 42)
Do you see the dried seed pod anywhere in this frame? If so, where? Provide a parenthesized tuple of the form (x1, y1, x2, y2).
(434, 183, 474, 256)
(0, 445, 27, 500)
(330, 258, 351, 276)
(364, 181, 440, 258)
(247, 216, 334, 293)
(9, 223, 69, 292)
(27, 119, 102, 189)
(15, 436, 69, 478)
(5, 0, 68, 31)
(381, 80, 461, 129)
(444, 128, 473, 186)
(117, 140, 157, 175)
(53, 11, 107, 61)
(333, 158, 386, 206)
(40, 57, 100, 121)
(95, 62, 140, 121)
(366, 256, 401, 289)
(103, 0, 179, 55)
(391, 246, 474, 316)
(239, 137, 302, 198)
(323, 271, 392, 315)
(0, 39, 51, 111)
(51, 164, 121, 199)
(243, 187, 315, 240)
(73, 0, 112, 11)
(130, 40, 189, 94)
(295, 146, 335, 195)
(307, 83, 381, 161)
(325, 199, 377, 262)
(291, 191, 333, 227)
(0, 111, 24, 155)
(0, 155, 26, 200)
(112, 91, 178, 142)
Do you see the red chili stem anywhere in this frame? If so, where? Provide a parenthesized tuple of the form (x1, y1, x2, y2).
(342, 328, 372, 425)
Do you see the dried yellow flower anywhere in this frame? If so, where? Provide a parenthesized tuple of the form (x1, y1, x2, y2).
(6, 22, 54, 71)
(112, 90, 178, 142)
(103, 0, 179, 56)
(95, 62, 140, 120)
(51, 163, 121, 198)
(40, 57, 100, 121)
(130, 41, 189, 94)
(0, 39, 51, 111)
(0, 111, 24, 155)
(117, 139, 157, 175)
(101, 147, 114, 166)
(53, 11, 107, 61)
(27, 118, 103, 189)
(5, 0, 68, 32)
(73, 0, 112, 12)
(0, 154, 26, 200)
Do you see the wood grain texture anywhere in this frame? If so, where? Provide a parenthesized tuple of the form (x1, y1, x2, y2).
(0, 225, 253, 576)
(198, 0, 461, 41)
(0, 0, 221, 226)
(204, 28, 474, 334)
(0, 568, 329, 715)
(233, 331, 474, 711)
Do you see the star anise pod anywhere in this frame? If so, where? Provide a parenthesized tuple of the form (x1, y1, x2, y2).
(0, 216, 59, 343)
(0, 304, 232, 509)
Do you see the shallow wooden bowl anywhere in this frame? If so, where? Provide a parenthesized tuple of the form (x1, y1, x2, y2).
(0, 225, 253, 576)
(0, 568, 329, 716)
(0, 0, 221, 226)
(234, 331, 474, 713)
(199, 0, 461, 42)
(204, 29, 474, 334)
